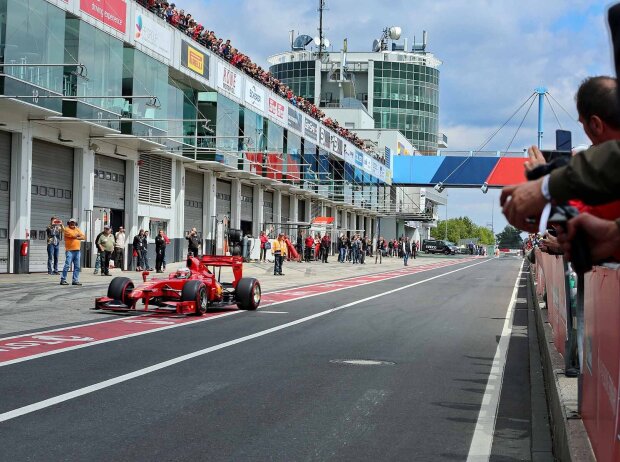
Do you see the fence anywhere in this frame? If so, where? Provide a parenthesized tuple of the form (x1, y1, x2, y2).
(534, 249, 620, 462)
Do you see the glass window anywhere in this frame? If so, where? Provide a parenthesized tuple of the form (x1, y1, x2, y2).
(266, 120, 284, 153)
(215, 94, 240, 164)
(241, 107, 263, 152)
(31, 185, 38, 195)
(3, 0, 66, 93)
(39, 186, 47, 196)
(48, 187, 55, 197)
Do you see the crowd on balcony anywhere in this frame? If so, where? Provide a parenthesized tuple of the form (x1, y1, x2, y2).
(135, 0, 372, 154)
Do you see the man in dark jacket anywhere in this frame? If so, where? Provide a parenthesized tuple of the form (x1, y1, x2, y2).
(186, 227, 200, 257)
(320, 234, 330, 263)
(155, 229, 167, 273)
(132, 229, 145, 271)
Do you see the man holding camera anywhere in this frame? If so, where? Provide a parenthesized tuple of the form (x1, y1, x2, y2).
(186, 227, 200, 257)
(502, 76, 620, 267)
(46, 216, 62, 275)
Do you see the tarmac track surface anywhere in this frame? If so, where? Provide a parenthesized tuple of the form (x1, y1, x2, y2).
(0, 257, 523, 461)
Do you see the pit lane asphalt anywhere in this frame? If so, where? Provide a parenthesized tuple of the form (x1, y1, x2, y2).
(1, 257, 523, 461)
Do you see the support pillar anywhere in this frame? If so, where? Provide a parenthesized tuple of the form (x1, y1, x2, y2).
(289, 194, 298, 223)
(204, 170, 217, 254)
(9, 126, 32, 273)
(73, 146, 95, 267)
(273, 189, 282, 234)
(304, 199, 311, 227)
(252, 184, 264, 236)
(230, 178, 241, 230)
(124, 158, 139, 269)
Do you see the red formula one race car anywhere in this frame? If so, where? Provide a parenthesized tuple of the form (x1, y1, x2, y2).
(95, 255, 261, 315)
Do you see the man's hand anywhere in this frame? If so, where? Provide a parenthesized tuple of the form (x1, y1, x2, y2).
(557, 213, 620, 263)
(500, 178, 548, 232)
(524, 145, 546, 172)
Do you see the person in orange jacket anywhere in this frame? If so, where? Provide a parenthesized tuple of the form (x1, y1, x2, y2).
(59, 218, 85, 286)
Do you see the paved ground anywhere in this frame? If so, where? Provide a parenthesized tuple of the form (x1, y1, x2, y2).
(0, 255, 552, 461)
(0, 253, 465, 337)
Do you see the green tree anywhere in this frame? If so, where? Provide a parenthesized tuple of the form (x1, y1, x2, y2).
(430, 217, 496, 245)
(495, 225, 524, 249)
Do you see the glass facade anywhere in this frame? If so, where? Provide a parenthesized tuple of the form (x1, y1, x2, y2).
(268, 60, 316, 103)
(372, 61, 440, 154)
(0, 0, 66, 111)
(215, 94, 240, 164)
(240, 106, 263, 152)
(64, 19, 124, 114)
(167, 78, 196, 149)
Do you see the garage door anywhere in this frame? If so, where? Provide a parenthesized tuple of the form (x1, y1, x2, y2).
(240, 184, 253, 222)
(184, 169, 204, 235)
(0, 132, 10, 273)
(94, 154, 125, 210)
(216, 179, 231, 221)
(281, 194, 290, 223)
(30, 140, 74, 272)
(263, 190, 274, 228)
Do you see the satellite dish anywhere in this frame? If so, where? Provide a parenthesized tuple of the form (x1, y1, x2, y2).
(372, 39, 381, 52)
(293, 34, 314, 50)
(313, 36, 321, 46)
(389, 26, 402, 40)
(323, 38, 330, 48)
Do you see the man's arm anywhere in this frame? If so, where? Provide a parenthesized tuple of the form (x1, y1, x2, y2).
(557, 214, 620, 263)
(549, 140, 620, 204)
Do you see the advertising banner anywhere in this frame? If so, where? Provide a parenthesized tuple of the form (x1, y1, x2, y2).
(245, 82, 265, 114)
(80, 0, 127, 33)
(217, 65, 243, 100)
(268, 97, 286, 123)
(181, 41, 208, 78)
(319, 126, 331, 150)
(371, 159, 379, 178)
(363, 154, 372, 174)
(134, 8, 172, 60)
(354, 151, 364, 168)
(344, 142, 354, 165)
(331, 134, 343, 158)
(287, 107, 302, 132)
(304, 116, 318, 142)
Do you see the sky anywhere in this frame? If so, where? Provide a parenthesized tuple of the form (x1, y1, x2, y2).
(179, 0, 613, 233)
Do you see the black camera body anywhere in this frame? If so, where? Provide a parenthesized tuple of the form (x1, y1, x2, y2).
(547, 205, 592, 274)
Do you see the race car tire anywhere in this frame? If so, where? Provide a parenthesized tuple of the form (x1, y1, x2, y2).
(181, 280, 208, 316)
(107, 277, 134, 305)
(228, 229, 243, 244)
(236, 277, 261, 311)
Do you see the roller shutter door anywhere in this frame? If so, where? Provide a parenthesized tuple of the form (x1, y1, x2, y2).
(94, 155, 125, 210)
(216, 179, 231, 221)
(263, 191, 273, 226)
(281, 194, 290, 223)
(138, 153, 172, 206)
(240, 184, 253, 222)
(30, 140, 74, 272)
(184, 170, 204, 235)
(0, 132, 10, 273)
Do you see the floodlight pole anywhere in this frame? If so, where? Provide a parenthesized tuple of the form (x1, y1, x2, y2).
(536, 87, 547, 149)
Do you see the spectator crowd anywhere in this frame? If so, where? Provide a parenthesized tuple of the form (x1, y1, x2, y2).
(134, 0, 372, 153)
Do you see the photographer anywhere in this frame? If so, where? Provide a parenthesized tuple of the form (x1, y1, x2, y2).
(501, 76, 620, 268)
(46, 216, 62, 275)
(186, 227, 201, 257)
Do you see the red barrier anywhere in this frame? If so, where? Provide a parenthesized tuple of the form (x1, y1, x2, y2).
(536, 250, 568, 356)
(582, 266, 620, 462)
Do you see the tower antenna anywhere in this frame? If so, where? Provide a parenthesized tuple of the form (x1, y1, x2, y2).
(318, 0, 326, 58)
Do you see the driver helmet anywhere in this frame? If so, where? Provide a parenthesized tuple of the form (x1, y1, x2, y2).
(175, 268, 191, 279)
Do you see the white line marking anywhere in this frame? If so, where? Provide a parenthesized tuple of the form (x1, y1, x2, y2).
(466, 260, 524, 462)
(0, 259, 484, 367)
(0, 258, 494, 423)
(255, 311, 289, 314)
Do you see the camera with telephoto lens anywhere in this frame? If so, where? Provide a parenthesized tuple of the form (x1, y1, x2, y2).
(547, 205, 592, 274)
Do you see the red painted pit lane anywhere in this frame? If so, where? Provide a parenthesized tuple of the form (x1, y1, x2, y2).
(0, 258, 480, 365)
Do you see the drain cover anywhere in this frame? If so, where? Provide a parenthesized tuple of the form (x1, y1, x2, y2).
(330, 359, 396, 366)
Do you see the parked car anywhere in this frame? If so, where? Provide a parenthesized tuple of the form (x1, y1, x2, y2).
(422, 239, 458, 255)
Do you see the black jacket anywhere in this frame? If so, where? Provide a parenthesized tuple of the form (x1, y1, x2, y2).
(155, 235, 166, 251)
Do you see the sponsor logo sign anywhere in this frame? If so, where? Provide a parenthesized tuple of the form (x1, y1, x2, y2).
(181, 41, 208, 77)
(331, 135, 343, 157)
(304, 116, 318, 141)
(344, 142, 354, 164)
(80, 0, 127, 33)
(245, 83, 265, 113)
(319, 127, 331, 149)
(134, 10, 172, 60)
(268, 97, 285, 121)
(371, 159, 379, 177)
(363, 154, 372, 173)
(287, 107, 302, 132)
(354, 151, 364, 168)
(217, 65, 243, 99)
